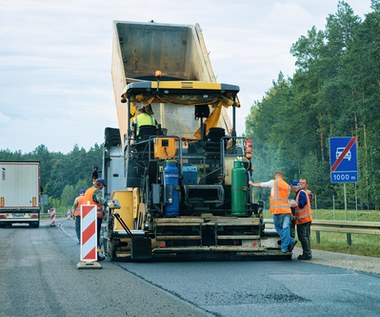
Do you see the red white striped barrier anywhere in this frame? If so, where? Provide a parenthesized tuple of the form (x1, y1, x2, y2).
(50, 208, 56, 226)
(80, 204, 97, 262)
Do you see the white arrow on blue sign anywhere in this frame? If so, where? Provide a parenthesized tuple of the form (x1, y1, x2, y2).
(329, 137, 358, 183)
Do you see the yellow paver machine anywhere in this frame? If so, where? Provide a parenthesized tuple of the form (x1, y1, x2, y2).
(101, 21, 289, 261)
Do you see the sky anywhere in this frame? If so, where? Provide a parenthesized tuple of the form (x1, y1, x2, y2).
(0, 0, 373, 153)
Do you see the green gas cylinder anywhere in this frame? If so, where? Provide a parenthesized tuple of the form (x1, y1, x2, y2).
(231, 160, 248, 216)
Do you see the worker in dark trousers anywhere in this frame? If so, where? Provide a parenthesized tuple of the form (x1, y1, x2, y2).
(72, 189, 86, 243)
(289, 181, 297, 239)
(290, 207, 296, 239)
(290, 180, 313, 260)
(249, 171, 297, 253)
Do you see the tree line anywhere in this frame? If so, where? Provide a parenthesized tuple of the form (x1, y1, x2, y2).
(0, 144, 102, 211)
(2, 1, 379, 212)
(246, 1, 380, 210)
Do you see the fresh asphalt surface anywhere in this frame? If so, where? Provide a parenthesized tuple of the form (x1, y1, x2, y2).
(1, 219, 380, 317)
(0, 220, 207, 317)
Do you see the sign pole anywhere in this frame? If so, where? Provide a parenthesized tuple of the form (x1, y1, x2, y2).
(355, 184, 358, 221)
(332, 195, 335, 220)
(344, 183, 347, 220)
(315, 194, 318, 211)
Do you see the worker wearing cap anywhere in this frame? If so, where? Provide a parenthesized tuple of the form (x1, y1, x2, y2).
(249, 170, 297, 253)
(72, 189, 86, 243)
(290, 180, 313, 260)
(84, 178, 107, 260)
(132, 103, 158, 137)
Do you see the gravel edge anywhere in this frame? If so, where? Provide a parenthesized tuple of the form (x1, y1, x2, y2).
(292, 247, 380, 274)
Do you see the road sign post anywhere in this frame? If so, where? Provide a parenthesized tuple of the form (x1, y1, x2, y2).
(329, 137, 358, 183)
(344, 183, 347, 220)
(329, 137, 359, 217)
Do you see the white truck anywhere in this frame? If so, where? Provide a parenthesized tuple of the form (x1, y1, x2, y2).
(0, 161, 41, 228)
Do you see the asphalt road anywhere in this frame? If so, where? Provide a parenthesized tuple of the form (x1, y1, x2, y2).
(0, 220, 208, 317)
(1, 219, 380, 317)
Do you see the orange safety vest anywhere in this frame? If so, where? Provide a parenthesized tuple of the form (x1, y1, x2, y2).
(84, 186, 104, 218)
(269, 179, 291, 215)
(73, 195, 86, 217)
(295, 189, 313, 225)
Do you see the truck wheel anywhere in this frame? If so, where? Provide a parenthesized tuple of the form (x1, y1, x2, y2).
(31, 222, 40, 228)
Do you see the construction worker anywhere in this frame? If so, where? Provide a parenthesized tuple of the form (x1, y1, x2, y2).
(290, 203, 296, 240)
(84, 178, 107, 260)
(299, 178, 314, 204)
(290, 180, 313, 260)
(72, 189, 86, 243)
(249, 170, 297, 253)
(131, 103, 158, 137)
(290, 179, 314, 239)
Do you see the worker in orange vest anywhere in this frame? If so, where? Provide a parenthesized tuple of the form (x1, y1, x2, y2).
(299, 178, 314, 204)
(72, 189, 86, 242)
(249, 170, 297, 253)
(84, 178, 107, 260)
(290, 180, 313, 260)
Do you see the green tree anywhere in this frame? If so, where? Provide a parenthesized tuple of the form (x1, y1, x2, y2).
(0, 143, 103, 208)
(61, 184, 75, 207)
(246, 1, 380, 209)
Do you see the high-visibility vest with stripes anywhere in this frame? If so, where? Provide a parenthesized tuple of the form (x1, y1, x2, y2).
(269, 179, 291, 215)
(134, 113, 156, 135)
(84, 186, 104, 218)
(73, 195, 86, 217)
(295, 189, 313, 225)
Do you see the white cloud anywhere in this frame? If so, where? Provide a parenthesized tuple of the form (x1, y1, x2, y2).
(0, 0, 372, 151)
(0, 112, 11, 125)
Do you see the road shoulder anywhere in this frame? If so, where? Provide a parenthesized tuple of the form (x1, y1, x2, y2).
(293, 247, 380, 274)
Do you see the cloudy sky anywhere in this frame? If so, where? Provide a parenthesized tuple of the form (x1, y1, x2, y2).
(0, 0, 372, 153)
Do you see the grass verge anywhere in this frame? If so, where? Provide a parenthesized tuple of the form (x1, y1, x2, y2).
(264, 209, 380, 257)
(310, 232, 380, 257)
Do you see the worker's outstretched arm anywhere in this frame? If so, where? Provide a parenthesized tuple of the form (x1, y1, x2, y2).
(249, 181, 261, 187)
(93, 190, 107, 205)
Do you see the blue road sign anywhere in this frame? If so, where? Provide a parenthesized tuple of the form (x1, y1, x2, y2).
(329, 137, 358, 183)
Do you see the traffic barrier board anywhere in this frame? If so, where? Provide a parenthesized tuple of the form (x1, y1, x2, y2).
(77, 204, 102, 269)
(49, 208, 56, 226)
(80, 204, 97, 261)
(329, 137, 358, 183)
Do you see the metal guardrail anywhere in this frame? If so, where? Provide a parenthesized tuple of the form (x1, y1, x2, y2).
(265, 219, 380, 246)
(312, 220, 380, 246)
(40, 213, 67, 219)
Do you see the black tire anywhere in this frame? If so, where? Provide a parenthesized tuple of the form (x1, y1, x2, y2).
(30, 221, 40, 228)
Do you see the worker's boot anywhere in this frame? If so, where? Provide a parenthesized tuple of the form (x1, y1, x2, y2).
(298, 254, 312, 260)
(97, 247, 105, 261)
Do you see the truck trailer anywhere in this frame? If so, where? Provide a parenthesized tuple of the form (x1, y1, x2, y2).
(0, 161, 41, 228)
(101, 21, 287, 260)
